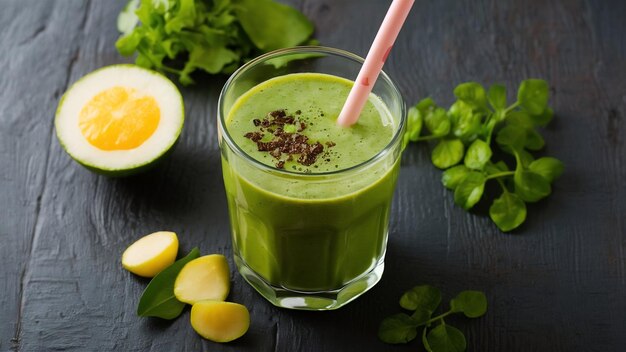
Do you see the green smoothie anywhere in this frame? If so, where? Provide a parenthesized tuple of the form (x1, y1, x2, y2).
(221, 73, 400, 292)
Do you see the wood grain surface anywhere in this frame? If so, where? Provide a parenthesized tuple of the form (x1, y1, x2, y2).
(1, 0, 625, 351)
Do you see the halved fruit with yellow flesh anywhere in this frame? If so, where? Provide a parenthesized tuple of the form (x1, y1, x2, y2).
(190, 301, 250, 343)
(122, 231, 179, 277)
(174, 255, 230, 304)
(55, 65, 184, 176)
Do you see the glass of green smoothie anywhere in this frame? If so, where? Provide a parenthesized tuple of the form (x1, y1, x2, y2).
(218, 46, 405, 310)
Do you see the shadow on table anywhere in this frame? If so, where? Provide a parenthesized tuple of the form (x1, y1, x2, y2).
(108, 145, 225, 219)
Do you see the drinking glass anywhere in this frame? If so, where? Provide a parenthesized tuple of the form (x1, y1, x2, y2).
(218, 46, 405, 310)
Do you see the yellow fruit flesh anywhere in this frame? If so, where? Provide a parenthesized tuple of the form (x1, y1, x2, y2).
(79, 86, 160, 150)
(122, 231, 178, 277)
(190, 301, 250, 343)
(174, 255, 230, 304)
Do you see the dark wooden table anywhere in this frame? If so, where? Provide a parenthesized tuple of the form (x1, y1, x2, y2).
(2, 0, 625, 351)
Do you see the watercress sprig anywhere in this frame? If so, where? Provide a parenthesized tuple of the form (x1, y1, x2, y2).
(379, 285, 487, 352)
(403, 80, 564, 231)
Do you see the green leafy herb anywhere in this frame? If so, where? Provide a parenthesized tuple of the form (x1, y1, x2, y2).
(464, 139, 492, 170)
(454, 172, 485, 210)
(489, 192, 526, 232)
(403, 80, 564, 231)
(517, 79, 549, 115)
(425, 107, 451, 137)
(528, 157, 564, 183)
(431, 139, 464, 169)
(406, 106, 424, 142)
(426, 324, 466, 352)
(137, 247, 200, 319)
(378, 313, 419, 344)
(449, 291, 488, 318)
(234, 0, 313, 52)
(400, 285, 441, 311)
(487, 84, 506, 110)
(441, 165, 470, 190)
(379, 285, 487, 352)
(116, 0, 315, 84)
(454, 82, 487, 110)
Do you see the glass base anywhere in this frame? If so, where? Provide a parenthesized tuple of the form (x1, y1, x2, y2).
(234, 255, 385, 310)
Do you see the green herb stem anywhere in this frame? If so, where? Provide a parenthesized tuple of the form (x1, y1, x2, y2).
(503, 101, 520, 115)
(422, 327, 432, 352)
(415, 134, 444, 141)
(486, 171, 515, 180)
(421, 310, 454, 326)
(496, 178, 508, 192)
(513, 149, 523, 166)
(157, 65, 183, 75)
(486, 120, 497, 144)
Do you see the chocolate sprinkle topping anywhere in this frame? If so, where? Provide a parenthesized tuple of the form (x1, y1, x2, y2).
(243, 109, 333, 169)
(244, 132, 263, 142)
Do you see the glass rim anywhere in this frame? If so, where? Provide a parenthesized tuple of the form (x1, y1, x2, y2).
(217, 45, 406, 177)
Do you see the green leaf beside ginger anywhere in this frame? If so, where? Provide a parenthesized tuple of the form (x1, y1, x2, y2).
(137, 247, 200, 319)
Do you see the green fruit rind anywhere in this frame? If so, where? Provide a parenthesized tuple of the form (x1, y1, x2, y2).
(55, 64, 184, 177)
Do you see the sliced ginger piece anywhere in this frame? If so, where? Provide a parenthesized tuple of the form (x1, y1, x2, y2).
(190, 301, 250, 343)
(122, 231, 179, 277)
(174, 254, 230, 304)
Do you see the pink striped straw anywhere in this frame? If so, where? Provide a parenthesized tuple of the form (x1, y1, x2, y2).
(336, 0, 415, 127)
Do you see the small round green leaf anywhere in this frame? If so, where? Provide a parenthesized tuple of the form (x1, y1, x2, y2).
(464, 139, 492, 170)
(452, 111, 482, 143)
(406, 106, 424, 142)
(412, 308, 433, 326)
(506, 111, 534, 128)
(524, 129, 545, 151)
(494, 160, 509, 172)
(400, 285, 442, 312)
(441, 165, 470, 190)
(528, 157, 564, 183)
(402, 132, 411, 150)
(378, 313, 418, 344)
(485, 161, 509, 175)
(489, 192, 527, 232)
(454, 82, 487, 109)
(416, 97, 436, 113)
(514, 169, 551, 202)
(454, 172, 486, 210)
(516, 149, 535, 168)
(432, 139, 464, 169)
(496, 125, 527, 151)
(450, 291, 488, 318)
(531, 107, 554, 126)
(425, 107, 451, 136)
(488, 84, 507, 110)
(517, 79, 549, 115)
(426, 324, 467, 352)
(448, 100, 471, 124)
